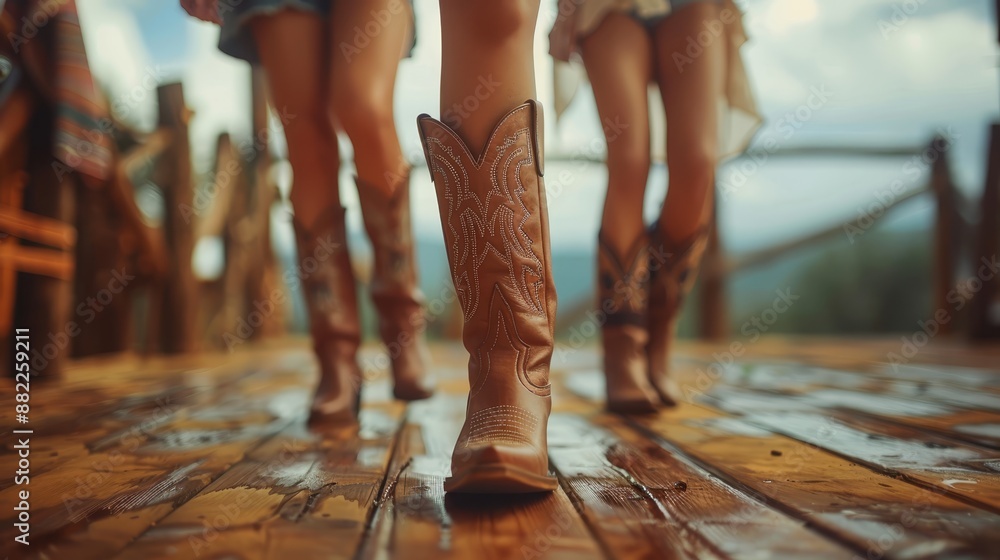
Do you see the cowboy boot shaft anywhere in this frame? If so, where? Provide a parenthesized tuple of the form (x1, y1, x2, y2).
(357, 175, 425, 340)
(418, 103, 556, 390)
(647, 226, 709, 337)
(357, 174, 419, 297)
(293, 208, 361, 343)
(598, 232, 651, 327)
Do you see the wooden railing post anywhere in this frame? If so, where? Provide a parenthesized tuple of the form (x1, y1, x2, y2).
(930, 135, 958, 336)
(220, 136, 251, 346)
(156, 83, 198, 353)
(698, 194, 727, 340)
(72, 173, 131, 357)
(243, 68, 282, 340)
(971, 123, 1000, 339)
(1, 137, 28, 375)
(12, 109, 75, 377)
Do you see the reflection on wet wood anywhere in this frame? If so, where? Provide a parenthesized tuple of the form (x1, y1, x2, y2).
(689, 336, 1000, 373)
(709, 360, 1000, 413)
(630, 404, 1000, 559)
(0, 351, 310, 559)
(0, 364, 259, 485)
(548, 413, 851, 559)
(682, 355, 1000, 450)
(116, 385, 404, 560)
(701, 384, 1000, 513)
(362, 391, 603, 560)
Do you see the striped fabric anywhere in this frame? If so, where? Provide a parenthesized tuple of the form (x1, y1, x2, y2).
(5, 0, 112, 181)
(49, 0, 112, 181)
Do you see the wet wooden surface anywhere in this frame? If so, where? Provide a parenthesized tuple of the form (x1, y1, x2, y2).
(2, 337, 1000, 559)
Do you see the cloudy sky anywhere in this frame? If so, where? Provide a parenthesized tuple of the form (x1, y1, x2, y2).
(77, 0, 999, 154)
(75, 0, 1000, 254)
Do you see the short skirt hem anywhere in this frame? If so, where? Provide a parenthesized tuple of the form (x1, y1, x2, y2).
(218, 0, 330, 65)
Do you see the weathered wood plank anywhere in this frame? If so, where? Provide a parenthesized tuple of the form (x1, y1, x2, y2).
(0, 353, 276, 486)
(685, 359, 1000, 450)
(548, 412, 853, 559)
(713, 361, 1000, 412)
(564, 369, 1000, 558)
(0, 368, 261, 485)
(701, 386, 1000, 513)
(877, 363, 1000, 391)
(631, 404, 1000, 559)
(691, 337, 1000, 373)
(362, 390, 604, 560)
(709, 382, 1000, 451)
(0, 350, 268, 426)
(0, 353, 313, 559)
(114, 382, 404, 560)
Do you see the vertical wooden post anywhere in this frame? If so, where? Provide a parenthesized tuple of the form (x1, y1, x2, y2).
(930, 135, 958, 336)
(971, 123, 1000, 339)
(250, 68, 270, 195)
(0, 138, 27, 375)
(244, 68, 269, 340)
(13, 110, 75, 377)
(156, 83, 198, 353)
(970, 5, 1000, 339)
(219, 133, 251, 344)
(243, 68, 283, 339)
(72, 179, 132, 357)
(698, 194, 727, 340)
(996, 0, 1000, 43)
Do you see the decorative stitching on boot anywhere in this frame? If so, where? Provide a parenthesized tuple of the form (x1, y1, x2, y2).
(471, 287, 551, 398)
(463, 404, 539, 447)
(425, 128, 546, 322)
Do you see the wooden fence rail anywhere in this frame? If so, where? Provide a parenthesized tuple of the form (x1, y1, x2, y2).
(697, 135, 992, 340)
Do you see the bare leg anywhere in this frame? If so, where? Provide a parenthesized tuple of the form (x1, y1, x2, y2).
(329, 0, 411, 193)
(654, 3, 724, 245)
(581, 13, 653, 259)
(438, 0, 539, 151)
(252, 11, 337, 227)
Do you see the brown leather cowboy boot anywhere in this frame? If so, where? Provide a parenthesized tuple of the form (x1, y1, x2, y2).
(417, 100, 557, 493)
(292, 206, 363, 422)
(646, 224, 709, 406)
(357, 174, 434, 401)
(598, 231, 661, 413)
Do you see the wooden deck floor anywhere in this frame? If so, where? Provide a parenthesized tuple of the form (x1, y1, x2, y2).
(3, 337, 1000, 559)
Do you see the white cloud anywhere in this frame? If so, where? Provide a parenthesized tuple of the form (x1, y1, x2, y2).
(76, 0, 157, 128)
(744, 0, 998, 131)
